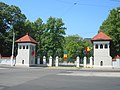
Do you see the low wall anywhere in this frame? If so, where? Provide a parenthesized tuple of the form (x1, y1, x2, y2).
(0, 56, 15, 65)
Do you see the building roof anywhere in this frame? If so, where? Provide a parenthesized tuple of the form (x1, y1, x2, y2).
(91, 32, 112, 41)
(112, 55, 120, 61)
(16, 34, 37, 44)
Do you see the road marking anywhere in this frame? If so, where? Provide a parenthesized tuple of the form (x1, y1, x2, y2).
(58, 71, 120, 77)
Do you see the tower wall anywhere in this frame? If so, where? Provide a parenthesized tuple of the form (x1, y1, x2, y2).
(16, 43, 36, 67)
(93, 41, 112, 67)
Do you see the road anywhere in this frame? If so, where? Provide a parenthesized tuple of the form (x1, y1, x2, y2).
(0, 66, 120, 90)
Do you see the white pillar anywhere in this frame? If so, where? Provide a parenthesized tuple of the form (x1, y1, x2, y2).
(49, 56, 52, 67)
(90, 56, 93, 67)
(76, 56, 80, 67)
(37, 56, 40, 64)
(84, 56, 87, 68)
(55, 56, 59, 67)
(43, 56, 46, 64)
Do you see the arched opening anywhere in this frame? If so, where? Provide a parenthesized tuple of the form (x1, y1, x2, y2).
(26, 45, 28, 49)
(95, 44, 98, 49)
(22, 60, 24, 64)
(19, 45, 21, 49)
(23, 46, 25, 49)
(105, 44, 108, 49)
(100, 44, 103, 49)
(100, 61, 103, 66)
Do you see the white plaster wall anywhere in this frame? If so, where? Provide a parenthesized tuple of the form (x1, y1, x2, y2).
(93, 41, 112, 67)
(16, 43, 36, 66)
(112, 59, 120, 67)
(16, 44, 30, 66)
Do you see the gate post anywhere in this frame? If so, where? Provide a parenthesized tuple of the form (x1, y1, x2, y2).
(55, 56, 59, 67)
(49, 56, 52, 67)
(37, 56, 40, 64)
(90, 56, 93, 67)
(76, 56, 80, 67)
(84, 56, 87, 68)
(43, 56, 46, 64)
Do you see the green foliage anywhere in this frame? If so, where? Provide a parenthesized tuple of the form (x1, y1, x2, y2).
(64, 35, 84, 59)
(44, 17, 66, 58)
(0, 2, 26, 56)
(64, 35, 92, 59)
(100, 7, 120, 57)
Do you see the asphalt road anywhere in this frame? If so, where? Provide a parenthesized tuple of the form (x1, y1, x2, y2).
(0, 66, 120, 90)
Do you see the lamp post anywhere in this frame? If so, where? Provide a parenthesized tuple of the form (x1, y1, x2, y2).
(10, 25, 15, 66)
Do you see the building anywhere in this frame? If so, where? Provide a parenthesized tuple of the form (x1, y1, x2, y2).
(15, 33, 37, 67)
(112, 55, 120, 67)
(91, 32, 112, 67)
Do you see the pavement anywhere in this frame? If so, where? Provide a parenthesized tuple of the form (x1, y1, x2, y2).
(0, 65, 120, 90)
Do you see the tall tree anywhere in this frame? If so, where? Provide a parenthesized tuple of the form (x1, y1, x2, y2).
(32, 18, 45, 57)
(100, 7, 120, 57)
(0, 2, 26, 56)
(64, 35, 85, 59)
(44, 16, 66, 58)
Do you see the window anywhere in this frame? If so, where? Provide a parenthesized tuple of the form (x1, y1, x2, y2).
(95, 44, 98, 49)
(100, 61, 103, 66)
(105, 44, 108, 49)
(22, 60, 24, 64)
(100, 44, 103, 49)
(19, 45, 21, 49)
(23, 46, 25, 49)
(26, 45, 28, 49)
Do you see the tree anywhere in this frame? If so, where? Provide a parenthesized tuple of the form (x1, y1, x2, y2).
(0, 2, 26, 56)
(44, 17, 66, 59)
(64, 35, 84, 59)
(99, 7, 120, 57)
(32, 18, 46, 58)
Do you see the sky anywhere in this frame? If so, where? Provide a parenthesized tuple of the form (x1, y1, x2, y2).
(1, 0, 120, 38)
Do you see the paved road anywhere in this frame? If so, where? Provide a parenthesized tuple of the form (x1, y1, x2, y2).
(0, 66, 120, 90)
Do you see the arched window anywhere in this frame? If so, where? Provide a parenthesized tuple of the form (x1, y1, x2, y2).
(19, 45, 21, 49)
(105, 44, 108, 49)
(95, 44, 98, 49)
(22, 60, 24, 64)
(100, 44, 103, 49)
(26, 45, 28, 49)
(100, 61, 103, 66)
(23, 46, 25, 49)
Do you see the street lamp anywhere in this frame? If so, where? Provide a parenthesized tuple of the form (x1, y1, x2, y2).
(10, 25, 15, 66)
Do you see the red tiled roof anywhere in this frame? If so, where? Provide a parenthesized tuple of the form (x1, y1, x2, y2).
(16, 34, 37, 44)
(91, 32, 112, 41)
(112, 55, 120, 61)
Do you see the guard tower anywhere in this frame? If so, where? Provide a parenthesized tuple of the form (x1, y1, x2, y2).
(15, 33, 37, 67)
(91, 32, 112, 67)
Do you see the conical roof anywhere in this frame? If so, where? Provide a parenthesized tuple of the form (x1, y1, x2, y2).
(16, 34, 37, 44)
(91, 32, 112, 41)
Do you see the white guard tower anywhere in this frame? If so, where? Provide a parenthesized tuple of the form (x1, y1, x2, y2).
(15, 33, 37, 67)
(91, 32, 112, 67)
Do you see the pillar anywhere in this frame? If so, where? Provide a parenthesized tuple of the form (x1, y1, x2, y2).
(43, 56, 46, 64)
(76, 56, 80, 67)
(90, 56, 93, 67)
(49, 56, 52, 67)
(37, 56, 40, 64)
(84, 56, 87, 68)
(55, 56, 59, 67)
